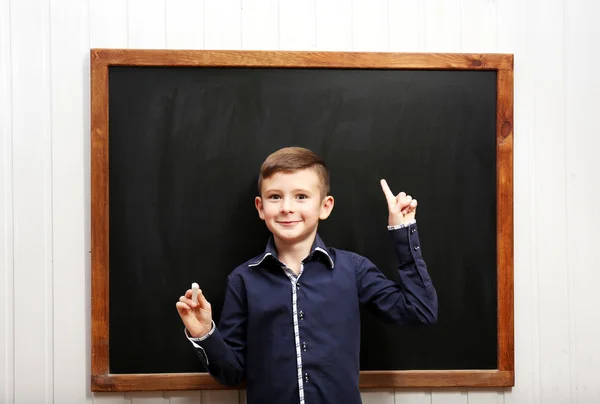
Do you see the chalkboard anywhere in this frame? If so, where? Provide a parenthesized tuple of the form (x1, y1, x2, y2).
(90, 50, 514, 392)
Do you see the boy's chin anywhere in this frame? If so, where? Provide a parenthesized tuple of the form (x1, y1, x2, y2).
(270, 228, 317, 244)
(272, 230, 302, 241)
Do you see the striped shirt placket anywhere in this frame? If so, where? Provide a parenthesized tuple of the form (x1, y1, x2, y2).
(282, 264, 306, 404)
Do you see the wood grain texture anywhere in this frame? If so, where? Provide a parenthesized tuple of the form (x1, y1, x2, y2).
(91, 370, 514, 392)
(497, 68, 515, 381)
(360, 371, 514, 388)
(90, 49, 514, 392)
(91, 55, 110, 378)
(90, 49, 513, 70)
(92, 374, 239, 392)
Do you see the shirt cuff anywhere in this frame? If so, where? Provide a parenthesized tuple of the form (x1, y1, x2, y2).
(387, 219, 417, 231)
(184, 320, 216, 346)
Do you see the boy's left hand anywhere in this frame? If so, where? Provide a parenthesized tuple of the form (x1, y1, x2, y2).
(380, 179, 418, 226)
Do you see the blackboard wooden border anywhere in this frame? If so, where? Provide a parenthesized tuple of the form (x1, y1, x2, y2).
(90, 49, 514, 392)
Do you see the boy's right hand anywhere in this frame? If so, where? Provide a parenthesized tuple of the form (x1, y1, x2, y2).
(176, 287, 213, 338)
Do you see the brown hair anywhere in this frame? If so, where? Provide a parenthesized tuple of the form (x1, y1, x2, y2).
(258, 147, 330, 198)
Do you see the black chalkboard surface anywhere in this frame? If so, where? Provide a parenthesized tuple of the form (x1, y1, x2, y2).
(90, 50, 514, 392)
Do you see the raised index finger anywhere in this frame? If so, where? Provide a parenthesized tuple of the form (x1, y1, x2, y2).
(380, 179, 396, 206)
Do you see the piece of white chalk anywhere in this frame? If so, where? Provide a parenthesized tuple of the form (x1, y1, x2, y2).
(191, 282, 199, 302)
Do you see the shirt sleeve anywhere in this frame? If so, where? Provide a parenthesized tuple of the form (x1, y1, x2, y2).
(387, 218, 417, 231)
(185, 320, 216, 347)
(185, 274, 247, 387)
(355, 222, 438, 325)
(184, 321, 215, 368)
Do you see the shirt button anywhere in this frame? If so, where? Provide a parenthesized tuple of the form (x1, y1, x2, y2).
(413, 245, 420, 251)
(411, 227, 416, 234)
(304, 372, 309, 383)
(299, 311, 304, 320)
(302, 342, 307, 351)
(296, 283, 300, 290)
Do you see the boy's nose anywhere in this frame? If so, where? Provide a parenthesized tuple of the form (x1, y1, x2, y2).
(281, 198, 294, 213)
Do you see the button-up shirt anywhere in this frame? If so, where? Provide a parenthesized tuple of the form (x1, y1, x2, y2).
(188, 223, 437, 404)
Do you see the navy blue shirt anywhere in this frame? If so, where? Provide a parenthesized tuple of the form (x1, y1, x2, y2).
(190, 223, 437, 404)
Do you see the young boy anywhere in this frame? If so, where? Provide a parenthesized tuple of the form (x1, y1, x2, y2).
(176, 147, 437, 404)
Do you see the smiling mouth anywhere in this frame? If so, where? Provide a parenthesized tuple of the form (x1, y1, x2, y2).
(277, 221, 301, 226)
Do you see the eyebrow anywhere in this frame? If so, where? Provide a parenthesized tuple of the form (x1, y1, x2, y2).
(263, 188, 313, 194)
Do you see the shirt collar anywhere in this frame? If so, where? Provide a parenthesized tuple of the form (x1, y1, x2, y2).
(248, 233, 334, 269)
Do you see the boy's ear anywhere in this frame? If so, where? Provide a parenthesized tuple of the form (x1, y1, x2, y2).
(255, 196, 265, 220)
(319, 195, 334, 220)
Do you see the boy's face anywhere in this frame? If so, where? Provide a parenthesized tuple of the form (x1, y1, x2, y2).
(255, 168, 334, 246)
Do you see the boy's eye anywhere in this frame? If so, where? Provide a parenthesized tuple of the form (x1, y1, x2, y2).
(297, 194, 307, 200)
(268, 195, 281, 200)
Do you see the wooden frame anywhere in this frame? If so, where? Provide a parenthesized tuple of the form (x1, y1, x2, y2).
(90, 49, 514, 392)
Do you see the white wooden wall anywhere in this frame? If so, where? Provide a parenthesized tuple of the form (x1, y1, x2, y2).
(1, 0, 599, 403)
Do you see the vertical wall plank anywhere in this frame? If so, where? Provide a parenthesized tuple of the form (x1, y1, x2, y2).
(128, 0, 166, 48)
(201, 391, 239, 404)
(166, 0, 204, 49)
(565, 1, 600, 403)
(50, 0, 91, 402)
(279, 0, 316, 50)
(424, 0, 461, 52)
(130, 392, 166, 404)
(89, 1, 128, 403)
(93, 393, 131, 404)
(467, 389, 501, 404)
(497, 0, 534, 403)
(460, 0, 497, 52)
(11, 0, 54, 402)
(89, 0, 127, 48)
(388, 0, 426, 52)
(315, 0, 352, 51)
(361, 389, 395, 404)
(0, 0, 14, 401)
(430, 391, 466, 404)
(529, 0, 570, 402)
(204, 0, 242, 50)
(394, 389, 431, 404)
(165, 391, 201, 404)
(241, 0, 278, 50)
(352, 0, 389, 51)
